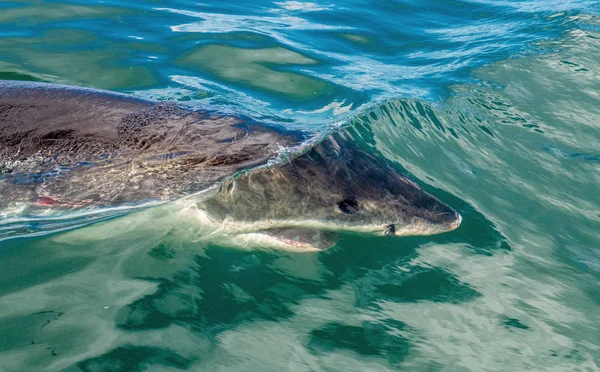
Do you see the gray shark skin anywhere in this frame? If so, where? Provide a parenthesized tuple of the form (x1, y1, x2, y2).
(200, 129, 461, 241)
(0, 81, 461, 250)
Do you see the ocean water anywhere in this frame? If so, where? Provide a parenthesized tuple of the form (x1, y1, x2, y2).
(1, 0, 600, 371)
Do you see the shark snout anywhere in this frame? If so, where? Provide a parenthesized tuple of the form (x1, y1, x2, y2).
(384, 209, 462, 236)
(447, 212, 462, 231)
(432, 209, 462, 232)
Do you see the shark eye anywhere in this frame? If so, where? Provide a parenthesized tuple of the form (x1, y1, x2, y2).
(338, 198, 359, 214)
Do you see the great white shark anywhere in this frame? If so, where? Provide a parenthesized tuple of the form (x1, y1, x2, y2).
(0, 81, 461, 251)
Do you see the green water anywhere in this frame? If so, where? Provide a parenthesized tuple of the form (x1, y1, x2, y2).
(1, 3, 600, 372)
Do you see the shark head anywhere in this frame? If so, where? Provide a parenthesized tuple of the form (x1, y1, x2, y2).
(196, 129, 461, 251)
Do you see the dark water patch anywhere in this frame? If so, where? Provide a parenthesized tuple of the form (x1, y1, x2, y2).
(418, 188, 512, 255)
(327, 237, 484, 312)
(583, 285, 600, 309)
(319, 234, 420, 282)
(186, 249, 310, 327)
(77, 345, 193, 372)
(47, 346, 57, 357)
(0, 236, 92, 296)
(503, 317, 530, 330)
(116, 276, 187, 331)
(0, 71, 45, 82)
(479, 125, 496, 138)
(117, 247, 327, 334)
(148, 243, 177, 262)
(308, 321, 410, 364)
(374, 267, 481, 304)
(144, 231, 184, 263)
(0, 311, 63, 352)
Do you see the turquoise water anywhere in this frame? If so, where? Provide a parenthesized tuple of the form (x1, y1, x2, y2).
(1, 1, 600, 371)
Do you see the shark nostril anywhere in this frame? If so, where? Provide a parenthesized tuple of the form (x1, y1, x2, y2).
(338, 198, 359, 214)
(386, 224, 396, 235)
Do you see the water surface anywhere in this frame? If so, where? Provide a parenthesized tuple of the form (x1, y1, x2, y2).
(0, 1, 599, 371)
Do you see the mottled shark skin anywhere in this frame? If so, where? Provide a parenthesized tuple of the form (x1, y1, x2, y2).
(0, 81, 302, 207)
(0, 81, 461, 251)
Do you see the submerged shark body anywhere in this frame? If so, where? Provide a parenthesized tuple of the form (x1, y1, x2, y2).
(0, 81, 461, 250)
